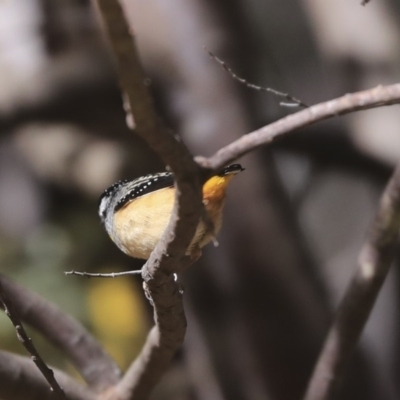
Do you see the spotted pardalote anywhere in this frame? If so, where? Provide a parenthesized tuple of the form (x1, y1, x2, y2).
(98, 164, 244, 260)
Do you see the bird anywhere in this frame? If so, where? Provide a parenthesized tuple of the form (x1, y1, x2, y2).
(98, 164, 244, 260)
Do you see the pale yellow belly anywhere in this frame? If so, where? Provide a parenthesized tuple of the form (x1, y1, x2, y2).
(112, 187, 224, 260)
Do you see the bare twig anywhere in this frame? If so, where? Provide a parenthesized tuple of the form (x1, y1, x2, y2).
(206, 48, 308, 108)
(94, 0, 203, 399)
(0, 274, 120, 391)
(65, 270, 142, 278)
(0, 279, 66, 398)
(303, 164, 400, 400)
(0, 350, 95, 400)
(197, 83, 400, 172)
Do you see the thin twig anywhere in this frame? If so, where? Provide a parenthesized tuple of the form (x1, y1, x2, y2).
(197, 83, 400, 172)
(65, 270, 142, 278)
(206, 48, 308, 108)
(0, 279, 66, 398)
(303, 164, 400, 400)
(0, 274, 121, 390)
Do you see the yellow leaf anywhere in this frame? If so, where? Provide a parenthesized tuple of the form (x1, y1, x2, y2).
(86, 269, 148, 369)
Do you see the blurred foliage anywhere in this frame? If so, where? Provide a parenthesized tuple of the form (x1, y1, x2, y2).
(86, 271, 148, 370)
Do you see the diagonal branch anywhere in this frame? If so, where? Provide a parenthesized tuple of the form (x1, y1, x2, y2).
(0, 350, 95, 400)
(303, 164, 400, 400)
(0, 277, 65, 398)
(0, 274, 121, 390)
(198, 83, 400, 172)
(93, 1, 203, 399)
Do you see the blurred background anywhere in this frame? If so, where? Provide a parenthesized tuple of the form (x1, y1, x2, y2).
(0, 0, 399, 399)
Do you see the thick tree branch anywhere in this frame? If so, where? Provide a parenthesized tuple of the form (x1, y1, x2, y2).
(198, 83, 400, 172)
(303, 164, 400, 400)
(0, 274, 120, 391)
(0, 350, 95, 400)
(93, 1, 203, 399)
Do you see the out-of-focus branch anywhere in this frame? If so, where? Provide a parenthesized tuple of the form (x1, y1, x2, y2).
(93, 1, 203, 399)
(303, 164, 400, 400)
(184, 304, 226, 400)
(0, 350, 95, 400)
(198, 84, 400, 172)
(0, 278, 65, 398)
(0, 274, 120, 390)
